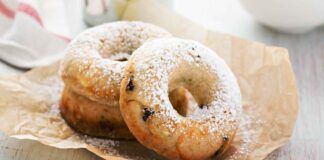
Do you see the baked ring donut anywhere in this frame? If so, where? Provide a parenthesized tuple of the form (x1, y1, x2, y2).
(60, 21, 171, 139)
(120, 38, 242, 159)
(60, 21, 171, 104)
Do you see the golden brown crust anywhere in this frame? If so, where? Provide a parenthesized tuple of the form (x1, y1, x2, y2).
(60, 21, 172, 104)
(120, 38, 242, 159)
(59, 21, 171, 139)
(60, 87, 134, 139)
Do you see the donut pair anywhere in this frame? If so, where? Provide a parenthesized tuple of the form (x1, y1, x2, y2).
(60, 21, 242, 159)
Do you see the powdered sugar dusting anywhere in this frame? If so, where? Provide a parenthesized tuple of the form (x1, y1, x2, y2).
(81, 135, 120, 156)
(224, 111, 264, 160)
(60, 21, 171, 103)
(81, 135, 166, 160)
(127, 37, 242, 140)
(50, 93, 254, 159)
(226, 114, 253, 160)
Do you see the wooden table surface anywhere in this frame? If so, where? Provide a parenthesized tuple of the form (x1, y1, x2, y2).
(0, 0, 323, 159)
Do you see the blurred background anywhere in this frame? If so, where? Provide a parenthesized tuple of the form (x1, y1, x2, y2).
(0, 0, 323, 75)
(0, 0, 323, 159)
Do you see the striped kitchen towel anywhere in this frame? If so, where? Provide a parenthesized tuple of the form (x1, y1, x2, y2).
(0, 0, 76, 69)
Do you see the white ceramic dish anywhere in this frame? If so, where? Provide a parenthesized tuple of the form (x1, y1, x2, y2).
(239, 0, 324, 34)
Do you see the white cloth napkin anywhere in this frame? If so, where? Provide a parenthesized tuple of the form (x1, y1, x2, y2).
(0, 0, 79, 69)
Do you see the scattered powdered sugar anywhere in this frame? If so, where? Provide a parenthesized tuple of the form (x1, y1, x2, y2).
(57, 24, 246, 158)
(49, 93, 256, 159)
(128, 38, 242, 137)
(60, 21, 171, 102)
(225, 111, 264, 160)
(81, 135, 164, 160)
(81, 135, 119, 155)
(46, 64, 255, 159)
(227, 114, 252, 160)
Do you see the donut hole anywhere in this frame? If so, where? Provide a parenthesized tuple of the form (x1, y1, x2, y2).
(115, 57, 128, 62)
(169, 87, 199, 117)
(168, 63, 219, 118)
(106, 53, 130, 62)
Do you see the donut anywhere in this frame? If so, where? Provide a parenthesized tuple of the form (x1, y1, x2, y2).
(120, 38, 242, 159)
(60, 87, 133, 139)
(61, 21, 172, 103)
(60, 21, 172, 138)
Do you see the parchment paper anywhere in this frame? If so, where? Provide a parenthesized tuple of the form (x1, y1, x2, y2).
(0, 0, 299, 159)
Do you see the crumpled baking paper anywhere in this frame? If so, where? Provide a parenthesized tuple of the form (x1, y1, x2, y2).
(0, 0, 299, 159)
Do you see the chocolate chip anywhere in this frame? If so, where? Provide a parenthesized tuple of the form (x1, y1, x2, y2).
(143, 108, 155, 121)
(126, 76, 134, 91)
(223, 135, 229, 142)
(197, 55, 200, 58)
(192, 47, 195, 50)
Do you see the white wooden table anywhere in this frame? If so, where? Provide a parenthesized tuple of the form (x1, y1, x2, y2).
(0, 0, 323, 159)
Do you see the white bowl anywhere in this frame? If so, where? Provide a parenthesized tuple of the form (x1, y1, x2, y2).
(239, 0, 324, 34)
